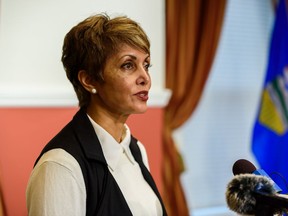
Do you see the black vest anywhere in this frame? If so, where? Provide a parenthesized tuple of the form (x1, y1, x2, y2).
(35, 109, 167, 216)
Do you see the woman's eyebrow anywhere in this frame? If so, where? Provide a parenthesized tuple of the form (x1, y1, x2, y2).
(119, 54, 137, 60)
(120, 54, 150, 60)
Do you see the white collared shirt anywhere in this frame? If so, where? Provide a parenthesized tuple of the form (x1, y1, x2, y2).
(26, 116, 162, 216)
(88, 115, 162, 216)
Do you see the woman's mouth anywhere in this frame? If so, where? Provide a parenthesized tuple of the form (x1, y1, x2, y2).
(135, 91, 149, 101)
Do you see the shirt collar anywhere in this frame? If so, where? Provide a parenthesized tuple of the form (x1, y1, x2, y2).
(87, 114, 135, 171)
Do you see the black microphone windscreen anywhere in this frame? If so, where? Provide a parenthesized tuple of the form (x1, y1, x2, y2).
(226, 173, 276, 215)
(232, 159, 256, 175)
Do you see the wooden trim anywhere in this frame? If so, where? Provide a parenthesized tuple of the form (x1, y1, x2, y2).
(0, 87, 171, 108)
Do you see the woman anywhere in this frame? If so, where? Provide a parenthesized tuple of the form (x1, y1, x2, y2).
(26, 14, 167, 216)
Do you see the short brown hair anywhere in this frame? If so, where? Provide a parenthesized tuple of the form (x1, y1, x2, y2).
(61, 14, 150, 108)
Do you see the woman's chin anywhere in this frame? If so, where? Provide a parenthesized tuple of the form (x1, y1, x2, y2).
(133, 106, 148, 114)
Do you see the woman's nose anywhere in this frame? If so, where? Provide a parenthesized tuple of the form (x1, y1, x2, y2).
(136, 67, 150, 86)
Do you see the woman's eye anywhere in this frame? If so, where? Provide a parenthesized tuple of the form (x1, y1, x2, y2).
(122, 62, 134, 70)
(144, 62, 151, 71)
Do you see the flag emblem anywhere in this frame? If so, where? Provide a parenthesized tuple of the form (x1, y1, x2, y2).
(259, 66, 288, 135)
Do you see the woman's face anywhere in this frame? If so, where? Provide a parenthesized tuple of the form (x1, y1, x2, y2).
(94, 44, 151, 117)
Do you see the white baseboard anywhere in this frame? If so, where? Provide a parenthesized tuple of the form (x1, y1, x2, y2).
(0, 86, 171, 108)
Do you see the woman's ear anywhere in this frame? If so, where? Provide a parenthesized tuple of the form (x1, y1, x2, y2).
(78, 70, 97, 93)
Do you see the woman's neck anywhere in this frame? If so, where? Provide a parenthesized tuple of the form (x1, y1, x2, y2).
(86, 106, 128, 143)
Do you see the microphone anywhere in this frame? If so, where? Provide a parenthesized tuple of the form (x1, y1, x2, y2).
(226, 173, 288, 215)
(233, 159, 282, 193)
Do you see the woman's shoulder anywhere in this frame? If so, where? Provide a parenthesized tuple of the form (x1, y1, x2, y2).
(34, 148, 82, 177)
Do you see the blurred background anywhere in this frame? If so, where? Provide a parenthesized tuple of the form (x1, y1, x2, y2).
(0, 0, 279, 215)
(176, 1, 273, 215)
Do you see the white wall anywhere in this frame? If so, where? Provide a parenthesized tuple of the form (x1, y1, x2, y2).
(0, 0, 170, 107)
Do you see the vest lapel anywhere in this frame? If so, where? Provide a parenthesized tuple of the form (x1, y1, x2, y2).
(129, 136, 167, 216)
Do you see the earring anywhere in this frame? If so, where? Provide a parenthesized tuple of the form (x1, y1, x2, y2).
(91, 89, 97, 94)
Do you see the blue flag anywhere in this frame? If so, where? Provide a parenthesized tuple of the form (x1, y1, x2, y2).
(252, 0, 288, 193)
